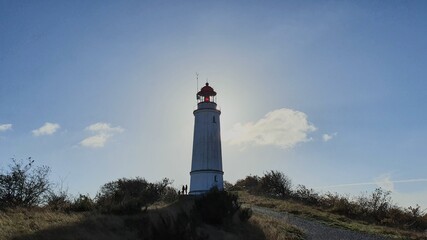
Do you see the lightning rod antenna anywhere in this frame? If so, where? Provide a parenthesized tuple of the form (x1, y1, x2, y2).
(196, 72, 199, 92)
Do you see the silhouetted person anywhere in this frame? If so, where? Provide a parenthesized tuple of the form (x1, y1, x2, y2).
(185, 185, 188, 194)
(178, 190, 181, 195)
(182, 185, 185, 195)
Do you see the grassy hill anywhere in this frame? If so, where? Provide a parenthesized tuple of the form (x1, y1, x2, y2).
(1, 160, 425, 239)
(237, 191, 427, 240)
(2, 190, 426, 239)
(0, 195, 304, 240)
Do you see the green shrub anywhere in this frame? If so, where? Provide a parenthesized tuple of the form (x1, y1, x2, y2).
(237, 171, 427, 232)
(355, 188, 392, 221)
(238, 207, 253, 222)
(47, 190, 72, 211)
(323, 192, 357, 217)
(0, 157, 51, 208)
(71, 194, 94, 212)
(260, 170, 292, 198)
(293, 184, 319, 205)
(405, 205, 427, 230)
(223, 181, 234, 191)
(234, 175, 260, 191)
(161, 186, 178, 203)
(96, 177, 172, 214)
(193, 188, 241, 225)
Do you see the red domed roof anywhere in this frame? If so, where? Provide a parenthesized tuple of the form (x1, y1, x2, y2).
(197, 83, 217, 96)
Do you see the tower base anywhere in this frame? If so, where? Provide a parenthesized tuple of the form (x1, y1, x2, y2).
(189, 170, 223, 195)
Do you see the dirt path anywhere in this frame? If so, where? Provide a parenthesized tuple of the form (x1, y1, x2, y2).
(252, 206, 390, 240)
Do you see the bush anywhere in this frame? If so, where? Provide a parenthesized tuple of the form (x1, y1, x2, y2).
(0, 157, 51, 208)
(355, 188, 392, 221)
(234, 175, 260, 191)
(238, 207, 253, 222)
(161, 186, 178, 203)
(96, 177, 172, 214)
(234, 171, 292, 198)
(136, 189, 252, 239)
(236, 171, 427, 232)
(260, 170, 292, 198)
(223, 181, 234, 191)
(71, 194, 94, 212)
(405, 205, 427, 230)
(293, 184, 319, 205)
(47, 189, 72, 211)
(193, 188, 241, 225)
(321, 192, 357, 217)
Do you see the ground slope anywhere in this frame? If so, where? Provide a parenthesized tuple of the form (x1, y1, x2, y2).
(238, 191, 427, 240)
(253, 206, 388, 240)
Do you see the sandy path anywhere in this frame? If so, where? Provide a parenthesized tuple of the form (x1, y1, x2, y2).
(252, 206, 390, 240)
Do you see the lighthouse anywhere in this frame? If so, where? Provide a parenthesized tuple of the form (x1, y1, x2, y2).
(189, 82, 223, 194)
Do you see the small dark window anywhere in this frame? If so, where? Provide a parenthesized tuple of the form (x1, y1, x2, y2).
(213, 116, 216, 123)
(214, 175, 218, 182)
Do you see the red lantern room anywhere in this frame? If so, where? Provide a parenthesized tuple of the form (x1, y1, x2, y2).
(197, 83, 217, 103)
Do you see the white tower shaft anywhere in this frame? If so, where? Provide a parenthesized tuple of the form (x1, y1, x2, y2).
(189, 85, 223, 194)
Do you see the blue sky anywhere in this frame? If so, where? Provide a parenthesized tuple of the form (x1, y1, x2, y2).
(1, 1, 427, 208)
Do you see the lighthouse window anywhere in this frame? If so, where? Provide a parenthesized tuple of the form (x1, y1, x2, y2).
(213, 116, 216, 123)
(214, 175, 218, 182)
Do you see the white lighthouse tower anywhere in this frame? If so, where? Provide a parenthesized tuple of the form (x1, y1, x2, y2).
(189, 82, 223, 194)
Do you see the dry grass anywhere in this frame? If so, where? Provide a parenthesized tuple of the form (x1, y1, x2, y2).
(250, 213, 304, 240)
(0, 198, 198, 240)
(237, 191, 427, 240)
(0, 196, 307, 240)
(0, 208, 83, 239)
(0, 208, 141, 240)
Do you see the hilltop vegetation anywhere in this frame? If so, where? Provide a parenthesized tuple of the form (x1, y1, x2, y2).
(229, 170, 427, 239)
(0, 158, 177, 213)
(1, 158, 426, 239)
(0, 158, 302, 240)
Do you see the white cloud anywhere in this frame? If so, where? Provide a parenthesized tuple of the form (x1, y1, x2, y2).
(85, 122, 124, 133)
(0, 124, 12, 132)
(80, 133, 110, 148)
(32, 122, 60, 136)
(80, 122, 124, 148)
(224, 108, 316, 149)
(374, 173, 395, 192)
(322, 132, 337, 142)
